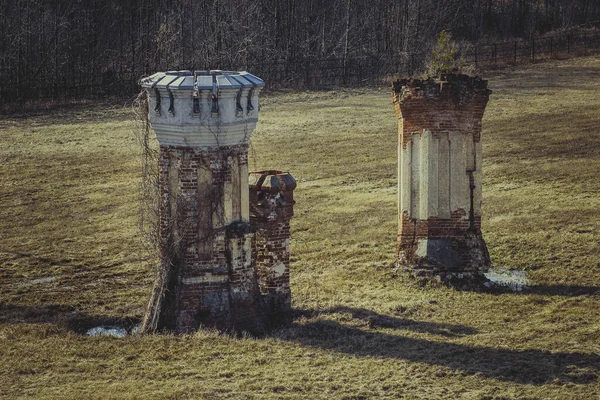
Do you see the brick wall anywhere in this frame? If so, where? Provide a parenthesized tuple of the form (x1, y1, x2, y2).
(393, 75, 490, 149)
(249, 171, 296, 324)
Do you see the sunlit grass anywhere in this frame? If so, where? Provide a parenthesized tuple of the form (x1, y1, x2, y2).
(1, 56, 600, 399)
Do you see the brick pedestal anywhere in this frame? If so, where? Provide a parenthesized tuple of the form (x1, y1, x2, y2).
(249, 171, 296, 323)
(392, 74, 491, 281)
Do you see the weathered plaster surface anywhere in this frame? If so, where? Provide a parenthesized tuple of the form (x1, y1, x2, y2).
(392, 74, 491, 281)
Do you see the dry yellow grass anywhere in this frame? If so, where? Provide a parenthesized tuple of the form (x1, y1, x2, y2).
(1, 56, 600, 399)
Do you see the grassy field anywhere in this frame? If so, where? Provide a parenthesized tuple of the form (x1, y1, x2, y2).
(1, 56, 600, 399)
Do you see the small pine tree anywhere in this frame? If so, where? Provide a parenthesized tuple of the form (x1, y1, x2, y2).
(427, 31, 459, 77)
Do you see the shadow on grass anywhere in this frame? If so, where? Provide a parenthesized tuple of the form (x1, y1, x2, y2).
(0, 98, 132, 124)
(488, 105, 600, 161)
(0, 302, 140, 334)
(526, 285, 600, 297)
(483, 284, 600, 297)
(2, 302, 598, 385)
(490, 65, 600, 88)
(296, 306, 478, 337)
(281, 307, 600, 385)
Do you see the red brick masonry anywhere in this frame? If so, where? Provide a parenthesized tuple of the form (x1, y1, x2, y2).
(249, 171, 296, 324)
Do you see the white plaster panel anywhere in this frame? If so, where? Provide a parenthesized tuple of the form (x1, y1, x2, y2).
(466, 136, 476, 171)
(400, 137, 412, 217)
(411, 134, 421, 218)
(449, 132, 467, 212)
(427, 130, 439, 218)
(273, 262, 286, 277)
(419, 131, 429, 220)
(438, 132, 451, 219)
(416, 239, 428, 257)
(460, 134, 470, 212)
(244, 235, 252, 254)
(474, 140, 483, 216)
(229, 238, 239, 268)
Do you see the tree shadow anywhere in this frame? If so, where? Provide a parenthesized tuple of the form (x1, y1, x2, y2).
(488, 66, 600, 91)
(487, 105, 600, 162)
(3, 301, 599, 385)
(526, 284, 600, 297)
(295, 306, 478, 337)
(279, 307, 600, 385)
(0, 302, 140, 334)
(484, 284, 600, 297)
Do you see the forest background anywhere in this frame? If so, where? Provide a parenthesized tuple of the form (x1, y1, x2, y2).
(1, 0, 599, 102)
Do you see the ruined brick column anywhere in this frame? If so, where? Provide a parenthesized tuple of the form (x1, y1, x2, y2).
(140, 70, 266, 333)
(249, 171, 296, 322)
(392, 74, 491, 282)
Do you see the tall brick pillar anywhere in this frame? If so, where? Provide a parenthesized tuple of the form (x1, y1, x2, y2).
(392, 74, 491, 282)
(249, 171, 296, 323)
(139, 70, 267, 333)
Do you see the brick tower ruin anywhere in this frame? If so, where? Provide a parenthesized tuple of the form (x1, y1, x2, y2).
(249, 171, 296, 323)
(139, 70, 294, 334)
(392, 74, 491, 282)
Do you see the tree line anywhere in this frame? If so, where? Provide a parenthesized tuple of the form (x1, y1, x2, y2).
(0, 0, 598, 101)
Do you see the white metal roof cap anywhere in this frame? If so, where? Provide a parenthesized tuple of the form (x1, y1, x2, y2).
(140, 70, 265, 90)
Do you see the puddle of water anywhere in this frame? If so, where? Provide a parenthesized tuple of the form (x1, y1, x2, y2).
(131, 324, 142, 335)
(85, 324, 142, 338)
(7, 276, 58, 288)
(85, 326, 128, 338)
(28, 276, 57, 285)
(484, 268, 531, 292)
(4, 272, 93, 289)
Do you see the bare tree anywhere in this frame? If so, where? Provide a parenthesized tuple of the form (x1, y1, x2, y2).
(0, 0, 599, 102)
